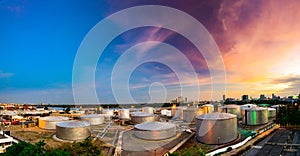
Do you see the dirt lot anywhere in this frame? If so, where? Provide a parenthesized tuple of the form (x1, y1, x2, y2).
(10, 126, 63, 149)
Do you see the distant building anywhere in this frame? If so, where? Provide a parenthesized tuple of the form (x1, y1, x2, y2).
(242, 95, 249, 102)
(260, 94, 266, 100)
(223, 94, 226, 101)
(272, 93, 278, 100)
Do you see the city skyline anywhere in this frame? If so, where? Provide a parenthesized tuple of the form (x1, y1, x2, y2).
(0, 0, 300, 104)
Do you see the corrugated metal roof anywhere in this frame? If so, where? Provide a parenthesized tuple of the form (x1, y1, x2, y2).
(135, 122, 175, 131)
(56, 121, 90, 128)
(196, 112, 236, 120)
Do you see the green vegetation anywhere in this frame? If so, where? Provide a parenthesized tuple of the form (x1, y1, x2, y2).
(2, 137, 106, 156)
(276, 102, 300, 126)
(169, 144, 205, 156)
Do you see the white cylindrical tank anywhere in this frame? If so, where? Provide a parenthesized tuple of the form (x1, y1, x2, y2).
(142, 107, 154, 114)
(56, 121, 91, 141)
(118, 109, 130, 120)
(131, 112, 155, 124)
(183, 107, 196, 122)
(39, 116, 69, 130)
(220, 105, 241, 118)
(161, 109, 168, 116)
(242, 107, 268, 125)
(268, 108, 276, 118)
(81, 114, 105, 125)
(134, 122, 176, 140)
(166, 110, 172, 117)
(241, 104, 257, 110)
(173, 107, 187, 119)
(196, 112, 237, 144)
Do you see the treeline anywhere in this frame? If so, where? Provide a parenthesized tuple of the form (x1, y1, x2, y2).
(1, 137, 106, 156)
(275, 102, 300, 126)
(224, 99, 293, 105)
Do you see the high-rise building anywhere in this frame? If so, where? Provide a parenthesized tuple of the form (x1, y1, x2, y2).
(260, 94, 266, 100)
(242, 95, 249, 102)
(223, 94, 226, 101)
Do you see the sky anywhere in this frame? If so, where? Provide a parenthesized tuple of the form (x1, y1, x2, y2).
(0, 0, 299, 104)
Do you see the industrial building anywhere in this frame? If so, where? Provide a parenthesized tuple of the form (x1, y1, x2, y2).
(56, 121, 91, 141)
(38, 116, 69, 130)
(134, 121, 176, 140)
(202, 104, 214, 114)
(196, 112, 237, 144)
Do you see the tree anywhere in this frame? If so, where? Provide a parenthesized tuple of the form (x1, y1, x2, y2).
(65, 107, 71, 114)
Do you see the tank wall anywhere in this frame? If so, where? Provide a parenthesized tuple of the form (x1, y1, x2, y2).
(142, 107, 154, 114)
(39, 120, 63, 130)
(268, 110, 276, 118)
(242, 110, 268, 125)
(134, 127, 176, 140)
(131, 116, 155, 124)
(183, 109, 196, 122)
(81, 116, 104, 125)
(56, 126, 91, 141)
(220, 108, 241, 118)
(119, 109, 130, 120)
(196, 118, 237, 144)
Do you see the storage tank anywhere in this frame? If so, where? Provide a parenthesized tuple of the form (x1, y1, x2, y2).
(102, 109, 114, 120)
(202, 104, 214, 114)
(161, 109, 168, 116)
(183, 107, 196, 122)
(142, 107, 154, 114)
(173, 107, 187, 119)
(134, 122, 176, 140)
(196, 112, 237, 144)
(118, 109, 130, 120)
(267, 108, 276, 118)
(241, 104, 257, 110)
(220, 105, 241, 118)
(131, 112, 155, 124)
(39, 116, 69, 130)
(81, 114, 105, 125)
(56, 121, 91, 141)
(242, 107, 268, 125)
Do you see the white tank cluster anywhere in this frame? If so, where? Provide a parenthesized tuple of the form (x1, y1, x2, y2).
(130, 112, 155, 124)
(80, 114, 105, 125)
(267, 108, 276, 118)
(219, 105, 241, 118)
(38, 116, 69, 130)
(242, 107, 268, 125)
(134, 121, 176, 140)
(196, 112, 237, 144)
(56, 121, 91, 141)
(118, 109, 130, 120)
(142, 107, 154, 114)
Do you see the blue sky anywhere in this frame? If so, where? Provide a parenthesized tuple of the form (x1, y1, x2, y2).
(1, 0, 300, 104)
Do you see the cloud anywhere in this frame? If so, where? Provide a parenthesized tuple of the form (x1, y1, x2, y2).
(0, 70, 14, 78)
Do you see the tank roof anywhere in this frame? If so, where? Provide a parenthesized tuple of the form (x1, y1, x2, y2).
(245, 107, 268, 111)
(56, 121, 90, 128)
(131, 112, 153, 117)
(81, 114, 104, 118)
(196, 112, 236, 120)
(135, 122, 175, 131)
(221, 104, 241, 108)
(39, 116, 69, 121)
(267, 108, 276, 111)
